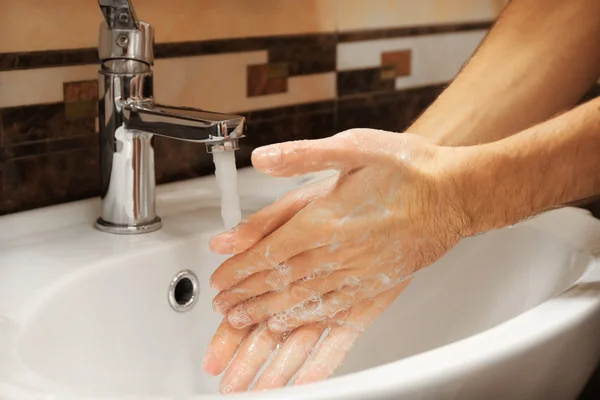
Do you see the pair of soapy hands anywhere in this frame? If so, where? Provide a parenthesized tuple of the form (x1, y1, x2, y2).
(203, 129, 469, 393)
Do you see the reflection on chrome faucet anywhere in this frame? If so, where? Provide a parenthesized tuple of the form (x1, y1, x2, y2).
(95, 0, 245, 235)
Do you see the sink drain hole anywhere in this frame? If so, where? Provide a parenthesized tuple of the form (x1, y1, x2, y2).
(169, 271, 199, 312)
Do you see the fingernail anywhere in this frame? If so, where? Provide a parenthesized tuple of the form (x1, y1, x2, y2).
(202, 349, 219, 376)
(213, 231, 234, 242)
(252, 145, 282, 170)
(211, 231, 236, 250)
(220, 382, 237, 395)
(268, 319, 286, 332)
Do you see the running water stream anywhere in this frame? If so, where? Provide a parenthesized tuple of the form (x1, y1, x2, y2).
(212, 150, 242, 229)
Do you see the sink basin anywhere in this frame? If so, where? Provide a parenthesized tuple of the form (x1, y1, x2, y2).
(2, 167, 600, 399)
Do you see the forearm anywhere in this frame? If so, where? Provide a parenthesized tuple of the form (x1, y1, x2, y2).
(459, 97, 600, 235)
(409, 0, 600, 146)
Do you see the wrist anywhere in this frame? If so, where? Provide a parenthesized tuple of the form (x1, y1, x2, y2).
(439, 144, 516, 238)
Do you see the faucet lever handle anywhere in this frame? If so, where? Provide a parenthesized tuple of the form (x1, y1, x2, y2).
(98, 0, 139, 30)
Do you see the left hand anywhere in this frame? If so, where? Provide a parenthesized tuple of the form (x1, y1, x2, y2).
(204, 280, 411, 393)
(209, 129, 470, 333)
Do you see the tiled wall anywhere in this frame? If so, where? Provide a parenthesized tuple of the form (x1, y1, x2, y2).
(0, 0, 508, 215)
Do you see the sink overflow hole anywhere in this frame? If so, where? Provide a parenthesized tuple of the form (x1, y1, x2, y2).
(174, 278, 194, 305)
(169, 270, 199, 312)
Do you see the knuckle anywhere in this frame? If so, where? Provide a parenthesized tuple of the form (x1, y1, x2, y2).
(289, 283, 315, 303)
(336, 128, 361, 141)
(265, 263, 293, 289)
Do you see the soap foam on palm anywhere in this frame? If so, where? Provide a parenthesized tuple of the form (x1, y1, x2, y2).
(212, 150, 242, 230)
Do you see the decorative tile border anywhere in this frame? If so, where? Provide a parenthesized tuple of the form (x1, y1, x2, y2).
(0, 48, 99, 72)
(0, 34, 337, 74)
(0, 23, 488, 72)
(337, 22, 492, 43)
(337, 30, 488, 94)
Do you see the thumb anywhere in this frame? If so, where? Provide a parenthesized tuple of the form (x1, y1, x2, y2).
(251, 135, 361, 177)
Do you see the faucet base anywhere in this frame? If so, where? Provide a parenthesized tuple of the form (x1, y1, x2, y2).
(95, 217, 162, 235)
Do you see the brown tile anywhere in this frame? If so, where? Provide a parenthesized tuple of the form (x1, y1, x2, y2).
(154, 137, 215, 184)
(64, 80, 98, 121)
(2, 135, 97, 160)
(337, 85, 444, 132)
(381, 50, 412, 78)
(247, 63, 289, 97)
(155, 37, 267, 59)
(337, 68, 395, 97)
(1, 103, 96, 145)
(0, 48, 98, 72)
(0, 146, 100, 215)
(338, 22, 493, 43)
(245, 100, 335, 122)
(268, 34, 336, 76)
(64, 80, 98, 102)
(243, 106, 335, 150)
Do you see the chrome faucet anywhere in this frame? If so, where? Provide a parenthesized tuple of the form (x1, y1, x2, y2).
(95, 0, 245, 234)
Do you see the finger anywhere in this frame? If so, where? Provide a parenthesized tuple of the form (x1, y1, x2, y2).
(293, 280, 411, 386)
(203, 319, 252, 376)
(219, 323, 282, 394)
(268, 277, 411, 332)
(252, 323, 327, 391)
(293, 325, 360, 385)
(251, 134, 363, 177)
(210, 175, 337, 255)
(226, 271, 352, 329)
(212, 245, 349, 314)
(331, 278, 411, 327)
(212, 267, 295, 315)
(210, 200, 335, 291)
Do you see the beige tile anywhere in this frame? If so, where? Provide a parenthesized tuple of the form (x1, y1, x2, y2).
(0, 65, 98, 108)
(154, 52, 335, 113)
(0, 0, 336, 53)
(337, 0, 505, 32)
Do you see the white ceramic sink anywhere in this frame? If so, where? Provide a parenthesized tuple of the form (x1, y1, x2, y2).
(2, 167, 600, 399)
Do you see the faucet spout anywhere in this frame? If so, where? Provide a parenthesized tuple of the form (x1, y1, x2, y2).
(123, 102, 245, 151)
